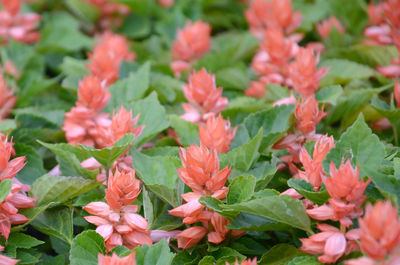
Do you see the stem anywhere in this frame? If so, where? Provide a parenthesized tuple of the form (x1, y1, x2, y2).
(105, 168, 110, 183)
(340, 223, 346, 234)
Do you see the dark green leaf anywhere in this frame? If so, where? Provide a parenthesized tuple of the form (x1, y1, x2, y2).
(227, 176, 256, 204)
(70, 230, 106, 265)
(168, 115, 199, 146)
(287, 179, 330, 205)
(258, 244, 307, 265)
(135, 239, 175, 265)
(0, 179, 12, 203)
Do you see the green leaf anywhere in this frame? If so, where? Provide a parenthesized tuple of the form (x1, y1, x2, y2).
(199, 196, 239, 220)
(119, 14, 152, 39)
(31, 174, 100, 206)
(227, 212, 291, 232)
(354, 45, 399, 67)
(244, 104, 294, 151)
(80, 133, 135, 169)
(132, 150, 183, 207)
(168, 115, 199, 146)
(319, 59, 376, 87)
(215, 64, 250, 91)
(328, 0, 368, 35)
(6, 233, 44, 250)
(39, 141, 97, 179)
(220, 128, 263, 171)
(227, 176, 256, 204)
(315, 85, 343, 105)
(226, 195, 312, 232)
(258, 244, 308, 265)
(287, 256, 322, 265)
(323, 114, 385, 178)
(59, 56, 89, 78)
(150, 73, 184, 103)
(371, 95, 400, 145)
(65, 0, 100, 22)
(135, 239, 175, 265)
(11, 203, 52, 232)
(287, 179, 330, 205)
(125, 92, 170, 147)
(0, 119, 17, 134)
(70, 230, 106, 265)
(0, 179, 12, 203)
(105, 62, 151, 112)
(31, 207, 74, 244)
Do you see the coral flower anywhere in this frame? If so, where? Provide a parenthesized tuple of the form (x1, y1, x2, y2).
(199, 114, 237, 153)
(294, 96, 327, 135)
(288, 48, 328, 97)
(98, 252, 136, 265)
(157, 0, 174, 7)
(359, 201, 400, 261)
(317, 16, 345, 40)
(105, 170, 141, 210)
(85, 0, 130, 29)
(87, 31, 135, 86)
(96, 106, 144, 148)
(394, 81, 400, 108)
(300, 223, 360, 264)
(207, 212, 230, 244)
(0, 75, 16, 120)
(77, 76, 110, 112)
(171, 21, 211, 63)
(176, 226, 207, 249)
(0, 245, 18, 265)
(230, 258, 258, 265)
(245, 80, 266, 98)
(0, 137, 25, 181)
(181, 69, 228, 124)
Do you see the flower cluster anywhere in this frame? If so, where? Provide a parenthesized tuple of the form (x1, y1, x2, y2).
(84, 0, 130, 30)
(170, 21, 211, 77)
(84, 169, 152, 251)
(98, 252, 136, 265)
(0, 0, 41, 44)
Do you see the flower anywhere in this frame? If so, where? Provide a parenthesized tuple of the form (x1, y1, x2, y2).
(176, 226, 207, 249)
(317, 16, 345, 40)
(77, 76, 110, 112)
(87, 31, 135, 86)
(84, 0, 130, 29)
(199, 114, 237, 153)
(105, 170, 141, 210)
(288, 48, 328, 97)
(98, 252, 136, 265)
(181, 68, 228, 124)
(157, 0, 174, 8)
(230, 258, 258, 265)
(245, 80, 267, 98)
(294, 96, 327, 135)
(0, 137, 25, 181)
(395, 81, 400, 108)
(358, 201, 400, 261)
(171, 21, 211, 62)
(0, 74, 16, 120)
(0, 245, 18, 265)
(300, 223, 360, 264)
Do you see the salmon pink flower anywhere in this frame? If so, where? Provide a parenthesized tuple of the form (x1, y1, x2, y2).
(288, 48, 328, 97)
(294, 96, 327, 135)
(77, 76, 110, 112)
(300, 223, 360, 264)
(87, 31, 135, 86)
(85, 0, 130, 29)
(98, 252, 136, 265)
(176, 226, 207, 249)
(199, 114, 237, 153)
(157, 0, 174, 8)
(105, 169, 141, 210)
(0, 245, 18, 265)
(317, 16, 345, 40)
(358, 201, 400, 261)
(245, 80, 266, 98)
(0, 75, 16, 120)
(181, 69, 228, 124)
(171, 21, 211, 76)
(395, 81, 400, 108)
(230, 258, 258, 265)
(207, 212, 230, 244)
(0, 137, 25, 181)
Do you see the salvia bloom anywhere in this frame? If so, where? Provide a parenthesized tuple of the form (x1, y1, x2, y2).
(230, 258, 258, 265)
(170, 21, 211, 76)
(395, 81, 400, 108)
(288, 48, 328, 97)
(0, 74, 16, 120)
(84, 170, 151, 251)
(245, 0, 302, 38)
(157, 0, 174, 7)
(245, 80, 267, 98)
(300, 223, 360, 264)
(317, 16, 345, 40)
(199, 114, 237, 153)
(76, 75, 110, 112)
(307, 160, 371, 227)
(294, 96, 327, 135)
(0, 0, 41, 44)
(176, 226, 207, 249)
(98, 252, 136, 265)
(0, 137, 25, 181)
(181, 68, 228, 124)
(87, 31, 135, 86)
(85, 0, 130, 29)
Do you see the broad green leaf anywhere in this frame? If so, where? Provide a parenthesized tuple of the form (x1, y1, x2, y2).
(132, 150, 183, 207)
(328, 0, 368, 35)
(80, 133, 135, 169)
(150, 73, 184, 103)
(6, 233, 44, 250)
(0, 119, 17, 134)
(199, 196, 239, 220)
(11, 204, 52, 232)
(226, 195, 312, 232)
(244, 104, 294, 150)
(220, 128, 263, 171)
(135, 239, 175, 265)
(208, 247, 245, 265)
(287, 179, 330, 205)
(120, 14, 152, 39)
(105, 62, 151, 112)
(216, 64, 250, 91)
(172, 251, 201, 265)
(73, 187, 105, 207)
(70, 230, 106, 265)
(39, 141, 97, 179)
(59, 57, 89, 78)
(31, 207, 74, 244)
(31, 174, 100, 206)
(258, 244, 308, 265)
(227, 176, 256, 204)
(65, 0, 100, 22)
(287, 256, 322, 265)
(315, 85, 343, 105)
(319, 59, 376, 87)
(125, 92, 170, 147)
(168, 115, 199, 146)
(227, 212, 291, 232)
(323, 114, 385, 179)
(371, 96, 400, 145)
(0, 179, 12, 203)
(354, 45, 399, 67)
